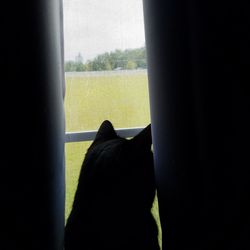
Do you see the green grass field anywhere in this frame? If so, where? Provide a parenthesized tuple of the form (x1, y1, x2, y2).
(64, 70, 162, 247)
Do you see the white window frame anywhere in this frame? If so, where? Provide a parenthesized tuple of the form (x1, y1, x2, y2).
(65, 127, 144, 143)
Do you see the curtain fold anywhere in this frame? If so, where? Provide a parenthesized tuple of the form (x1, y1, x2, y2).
(143, 1, 250, 249)
(1, 1, 65, 249)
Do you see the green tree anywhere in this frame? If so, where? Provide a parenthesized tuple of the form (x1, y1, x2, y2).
(126, 60, 137, 70)
(75, 62, 85, 72)
(104, 61, 112, 70)
(66, 47, 147, 72)
(65, 61, 76, 72)
(86, 61, 93, 71)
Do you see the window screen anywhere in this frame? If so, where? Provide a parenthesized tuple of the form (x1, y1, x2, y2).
(64, 3, 161, 246)
(63, 3, 160, 244)
(64, 0, 150, 211)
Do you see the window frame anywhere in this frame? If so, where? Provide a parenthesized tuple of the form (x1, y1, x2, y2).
(65, 127, 144, 143)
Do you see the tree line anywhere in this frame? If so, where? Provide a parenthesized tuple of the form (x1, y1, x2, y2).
(65, 47, 147, 72)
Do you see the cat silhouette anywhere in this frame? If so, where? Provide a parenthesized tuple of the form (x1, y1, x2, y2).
(65, 120, 159, 250)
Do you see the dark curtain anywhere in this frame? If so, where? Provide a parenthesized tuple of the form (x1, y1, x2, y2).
(1, 1, 65, 250)
(143, 1, 250, 249)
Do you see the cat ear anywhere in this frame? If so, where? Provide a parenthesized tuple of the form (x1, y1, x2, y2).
(94, 120, 118, 142)
(131, 124, 152, 150)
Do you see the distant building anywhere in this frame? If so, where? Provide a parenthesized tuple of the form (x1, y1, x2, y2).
(114, 67, 123, 71)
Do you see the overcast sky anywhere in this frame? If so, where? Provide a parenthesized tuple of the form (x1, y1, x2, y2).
(63, 0, 146, 61)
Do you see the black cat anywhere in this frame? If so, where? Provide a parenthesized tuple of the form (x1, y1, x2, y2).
(65, 120, 159, 250)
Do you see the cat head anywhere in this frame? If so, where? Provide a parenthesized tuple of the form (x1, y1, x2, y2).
(94, 120, 118, 143)
(80, 120, 156, 210)
(91, 120, 152, 150)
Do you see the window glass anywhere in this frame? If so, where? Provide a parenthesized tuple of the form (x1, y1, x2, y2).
(65, 141, 91, 218)
(63, 0, 151, 212)
(63, 0, 150, 133)
(63, 1, 161, 247)
(63, 4, 163, 245)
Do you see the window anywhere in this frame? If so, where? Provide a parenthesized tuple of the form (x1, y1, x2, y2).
(63, 1, 161, 246)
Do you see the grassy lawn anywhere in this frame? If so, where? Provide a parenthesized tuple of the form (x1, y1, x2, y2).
(64, 70, 162, 247)
(65, 71, 151, 132)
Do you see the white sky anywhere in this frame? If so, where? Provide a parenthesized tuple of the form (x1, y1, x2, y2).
(63, 0, 146, 61)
